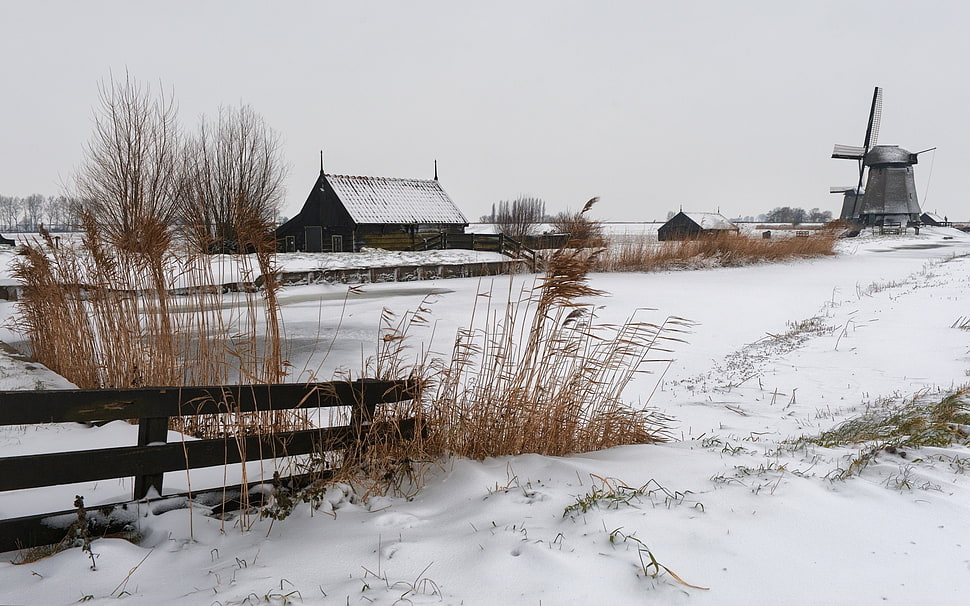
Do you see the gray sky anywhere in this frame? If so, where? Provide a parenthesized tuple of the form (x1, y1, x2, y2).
(1, 1, 966, 222)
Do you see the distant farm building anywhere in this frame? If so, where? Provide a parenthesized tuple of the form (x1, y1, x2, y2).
(277, 169, 468, 252)
(920, 212, 948, 227)
(658, 212, 739, 241)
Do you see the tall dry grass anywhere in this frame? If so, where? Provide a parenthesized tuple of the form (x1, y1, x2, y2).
(410, 206, 688, 460)
(11, 215, 295, 438)
(596, 228, 839, 272)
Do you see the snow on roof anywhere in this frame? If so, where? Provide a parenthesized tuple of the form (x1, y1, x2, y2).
(683, 212, 737, 230)
(325, 174, 467, 225)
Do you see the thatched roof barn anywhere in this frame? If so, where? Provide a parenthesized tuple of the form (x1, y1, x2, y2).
(277, 169, 467, 252)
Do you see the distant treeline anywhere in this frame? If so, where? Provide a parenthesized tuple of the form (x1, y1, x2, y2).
(730, 206, 833, 225)
(0, 194, 80, 232)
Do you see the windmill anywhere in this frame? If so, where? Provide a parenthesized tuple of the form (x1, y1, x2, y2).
(831, 87, 931, 228)
(831, 86, 882, 221)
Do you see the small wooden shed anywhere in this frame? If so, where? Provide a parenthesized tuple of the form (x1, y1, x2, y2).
(657, 211, 739, 241)
(920, 212, 947, 227)
(277, 170, 468, 252)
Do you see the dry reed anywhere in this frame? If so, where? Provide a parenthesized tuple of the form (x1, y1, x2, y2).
(410, 202, 687, 460)
(596, 228, 839, 273)
(11, 213, 295, 437)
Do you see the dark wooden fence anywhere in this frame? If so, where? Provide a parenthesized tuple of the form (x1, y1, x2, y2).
(0, 379, 416, 552)
(411, 232, 539, 267)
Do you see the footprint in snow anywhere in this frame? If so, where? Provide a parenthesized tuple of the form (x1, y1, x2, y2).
(373, 511, 424, 529)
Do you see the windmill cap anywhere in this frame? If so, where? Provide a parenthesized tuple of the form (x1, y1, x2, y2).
(865, 145, 918, 166)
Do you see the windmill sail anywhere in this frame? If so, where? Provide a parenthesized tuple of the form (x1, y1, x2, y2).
(863, 87, 883, 151)
(832, 144, 866, 160)
(855, 86, 883, 194)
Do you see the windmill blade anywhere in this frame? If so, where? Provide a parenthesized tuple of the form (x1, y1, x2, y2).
(832, 144, 865, 160)
(830, 185, 859, 194)
(862, 86, 883, 151)
(853, 86, 883, 198)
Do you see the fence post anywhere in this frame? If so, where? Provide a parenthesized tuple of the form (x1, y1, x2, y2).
(134, 417, 170, 499)
(346, 383, 379, 466)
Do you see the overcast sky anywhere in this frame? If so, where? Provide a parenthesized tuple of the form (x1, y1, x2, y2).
(1, 1, 966, 222)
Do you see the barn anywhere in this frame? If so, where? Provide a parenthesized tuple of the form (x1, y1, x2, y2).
(657, 211, 739, 241)
(276, 169, 468, 252)
(920, 212, 948, 227)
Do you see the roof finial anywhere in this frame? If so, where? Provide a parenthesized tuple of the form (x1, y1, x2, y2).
(320, 150, 324, 174)
(434, 159, 438, 181)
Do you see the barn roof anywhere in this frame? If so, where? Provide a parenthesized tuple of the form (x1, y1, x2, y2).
(325, 174, 467, 225)
(682, 212, 737, 230)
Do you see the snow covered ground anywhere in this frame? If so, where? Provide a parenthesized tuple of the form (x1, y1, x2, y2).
(2, 227, 970, 604)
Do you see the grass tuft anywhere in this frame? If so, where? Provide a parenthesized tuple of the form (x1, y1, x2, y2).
(793, 389, 970, 478)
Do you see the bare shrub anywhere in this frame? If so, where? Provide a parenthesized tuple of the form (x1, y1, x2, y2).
(549, 197, 606, 248)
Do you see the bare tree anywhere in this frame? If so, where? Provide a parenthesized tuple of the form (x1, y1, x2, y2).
(74, 72, 182, 255)
(44, 195, 72, 230)
(182, 104, 286, 254)
(807, 207, 833, 223)
(180, 104, 288, 380)
(491, 196, 546, 241)
(22, 194, 44, 230)
(70, 72, 184, 385)
(0, 196, 21, 230)
(765, 206, 808, 225)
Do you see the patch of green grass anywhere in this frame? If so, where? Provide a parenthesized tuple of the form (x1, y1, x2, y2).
(792, 389, 970, 479)
(563, 475, 701, 518)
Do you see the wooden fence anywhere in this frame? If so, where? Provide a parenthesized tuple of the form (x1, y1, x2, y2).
(275, 259, 530, 287)
(411, 232, 539, 268)
(0, 379, 416, 552)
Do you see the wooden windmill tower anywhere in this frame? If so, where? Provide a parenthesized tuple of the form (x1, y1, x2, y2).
(831, 87, 931, 227)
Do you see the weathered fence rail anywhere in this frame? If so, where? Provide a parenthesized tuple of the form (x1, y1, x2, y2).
(275, 259, 530, 287)
(411, 233, 540, 268)
(0, 379, 417, 553)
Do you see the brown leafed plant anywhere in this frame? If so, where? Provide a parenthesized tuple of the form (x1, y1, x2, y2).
(407, 199, 688, 460)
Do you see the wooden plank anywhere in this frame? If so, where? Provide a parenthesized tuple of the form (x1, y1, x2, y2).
(0, 475, 321, 554)
(133, 416, 171, 498)
(0, 418, 417, 552)
(0, 379, 416, 427)
(1, 418, 417, 495)
(0, 425, 358, 493)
